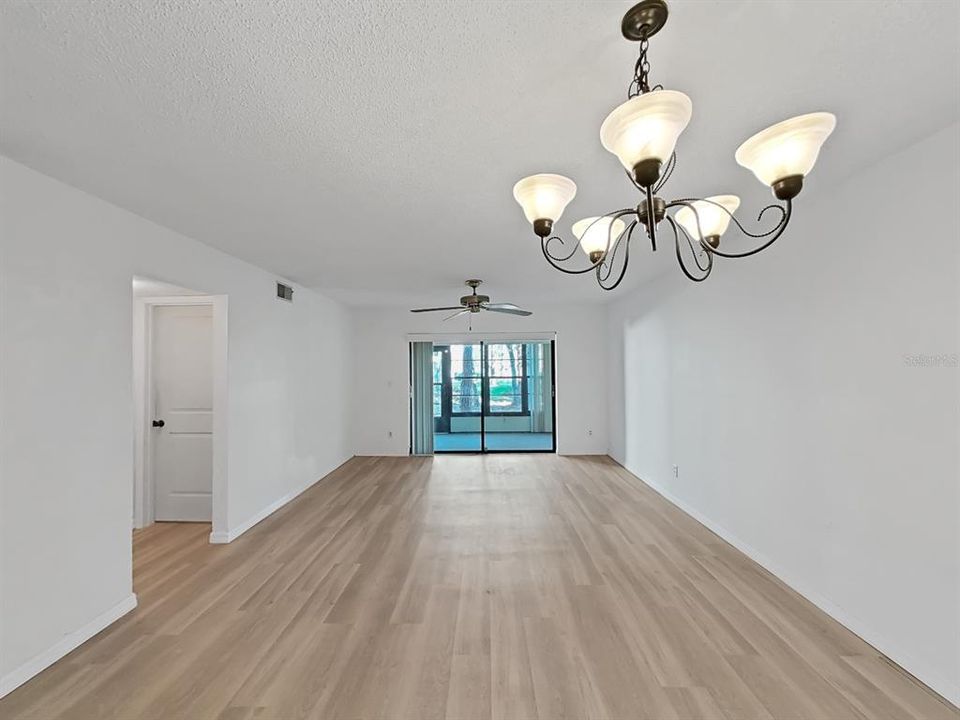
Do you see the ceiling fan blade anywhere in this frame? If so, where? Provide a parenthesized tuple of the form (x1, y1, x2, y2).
(443, 309, 470, 321)
(410, 306, 464, 313)
(483, 306, 533, 317)
(484, 303, 521, 310)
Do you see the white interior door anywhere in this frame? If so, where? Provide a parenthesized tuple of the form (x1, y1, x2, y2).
(152, 304, 213, 521)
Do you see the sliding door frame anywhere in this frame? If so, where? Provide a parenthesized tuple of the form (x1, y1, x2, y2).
(427, 339, 557, 455)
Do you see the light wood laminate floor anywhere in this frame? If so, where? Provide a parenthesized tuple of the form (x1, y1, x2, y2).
(2, 455, 955, 719)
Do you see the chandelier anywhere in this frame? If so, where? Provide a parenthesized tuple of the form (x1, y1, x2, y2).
(512, 0, 835, 287)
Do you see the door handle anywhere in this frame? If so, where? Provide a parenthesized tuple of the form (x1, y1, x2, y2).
(152, 419, 165, 428)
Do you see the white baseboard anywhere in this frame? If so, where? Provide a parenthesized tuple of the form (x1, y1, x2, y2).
(209, 456, 352, 544)
(611, 459, 959, 708)
(0, 593, 138, 700)
(356, 450, 611, 458)
(209, 493, 289, 543)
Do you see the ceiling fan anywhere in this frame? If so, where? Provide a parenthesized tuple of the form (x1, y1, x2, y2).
(410, 280, 532, 323)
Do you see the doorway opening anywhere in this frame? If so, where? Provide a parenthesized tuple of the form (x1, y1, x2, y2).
(132, 277, 228, 541)
(411, 339, 556, 454)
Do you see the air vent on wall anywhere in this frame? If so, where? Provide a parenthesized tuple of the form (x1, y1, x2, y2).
(276, 282, 294, 302)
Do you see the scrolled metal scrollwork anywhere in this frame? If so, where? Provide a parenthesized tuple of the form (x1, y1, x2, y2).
(539, 209, 635, 275)
(667, 216, 712, 282)
(665, 196, 793, 259)
(535, 193, 794, 290)
(597, 220, 637, 291)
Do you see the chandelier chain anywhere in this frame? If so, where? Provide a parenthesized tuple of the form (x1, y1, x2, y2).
(629, 36, 650, 97)
(628, 35, 662, 98)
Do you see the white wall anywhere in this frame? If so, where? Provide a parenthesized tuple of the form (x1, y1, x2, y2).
(606, 123, 960, 703)
(350, 306, 607, 456)
(0, 156, 353, 692)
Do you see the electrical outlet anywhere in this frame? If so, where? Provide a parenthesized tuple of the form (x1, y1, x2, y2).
(672, 464, 679, 479)
(587, 429, 593, 436)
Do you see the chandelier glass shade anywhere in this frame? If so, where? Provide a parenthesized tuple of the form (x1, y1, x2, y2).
(573, 216, 628, 262)
(513, 0, 836, 287)
(512, 173, 577, 225)
(675, 195, 741, 247)
(735, 112, 837, 186)
(600, 90, 692, 175)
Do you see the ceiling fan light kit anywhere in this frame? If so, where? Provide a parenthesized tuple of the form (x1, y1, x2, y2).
(512, 0, 836, 287)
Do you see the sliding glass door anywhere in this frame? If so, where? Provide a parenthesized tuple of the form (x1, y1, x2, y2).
(428, 340, 555, 454)
(433, 343, 483, 452)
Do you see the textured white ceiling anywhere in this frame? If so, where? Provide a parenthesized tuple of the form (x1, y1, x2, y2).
(2, 0, 958, 306)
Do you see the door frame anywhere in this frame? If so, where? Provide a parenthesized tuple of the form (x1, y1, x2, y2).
(133, 295, 228, 538)
(434, 346, 451, 434)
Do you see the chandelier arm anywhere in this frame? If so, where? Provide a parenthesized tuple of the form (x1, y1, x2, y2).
(596, 217, 629, 281)
(592, 212, 626, 264)
(667, 216, 712, 282)
(540, 209, 637, 274)
(653, 152, 676, 194)
(545, 212, 631, 265)
(598, 222, 636, 291)
(598, 220, 637, 283)
(542, 235, 583, 265)
(667, 197, 789, 240)
(597, 244, 617, 283)
(664, 197, 793, 259)
(676, 221, 711, 273)
(702, 200, 793, 259)
(645, 185, 657, 251)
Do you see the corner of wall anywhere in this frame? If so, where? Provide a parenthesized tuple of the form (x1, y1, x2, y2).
(0, 593, 138, 700)
(623, 465, 960, 707)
